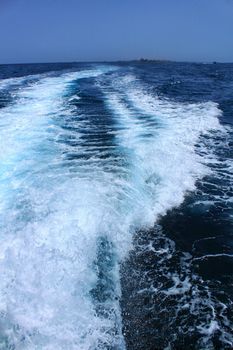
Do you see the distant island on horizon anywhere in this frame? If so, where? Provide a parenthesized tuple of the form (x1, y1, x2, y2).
(0, 58, 231, 66)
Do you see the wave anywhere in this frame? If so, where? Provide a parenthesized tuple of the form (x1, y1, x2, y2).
(0, 67, 225, 349)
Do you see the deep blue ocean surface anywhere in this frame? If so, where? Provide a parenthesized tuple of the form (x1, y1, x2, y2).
(0, 62, 232, 349)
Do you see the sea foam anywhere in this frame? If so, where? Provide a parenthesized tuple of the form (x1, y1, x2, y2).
(0, 67, 224, 349)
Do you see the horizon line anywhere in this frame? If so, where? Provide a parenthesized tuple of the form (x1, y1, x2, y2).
(0, 58, 233, 66)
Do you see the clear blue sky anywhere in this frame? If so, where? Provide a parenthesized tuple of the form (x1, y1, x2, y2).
(0, 0, 233, 63)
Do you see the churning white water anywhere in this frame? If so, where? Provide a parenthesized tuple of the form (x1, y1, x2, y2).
(0, 66, 224, 349)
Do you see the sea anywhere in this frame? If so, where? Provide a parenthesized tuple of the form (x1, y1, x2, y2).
(0, 61, 232, 349)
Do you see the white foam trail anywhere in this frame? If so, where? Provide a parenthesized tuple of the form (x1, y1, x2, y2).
(0, 69, 225, 349)
(0, 74, 45, 91)
(0, 67, 125, 349)
(0, 76, 29, 90)
(102, 74, 224, 227)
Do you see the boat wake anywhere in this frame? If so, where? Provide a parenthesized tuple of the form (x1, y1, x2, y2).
(0, 65, 230, 349)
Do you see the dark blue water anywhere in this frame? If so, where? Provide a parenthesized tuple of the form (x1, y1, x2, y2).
(0, 62, 232, 349)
